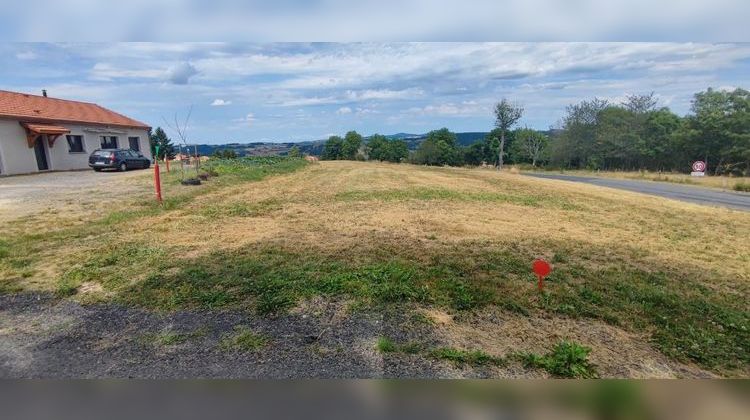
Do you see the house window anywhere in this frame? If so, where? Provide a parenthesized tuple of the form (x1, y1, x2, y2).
(128, 136, 140, 151)
(66, 135, 85, 153)
(100, 136, 118, 149)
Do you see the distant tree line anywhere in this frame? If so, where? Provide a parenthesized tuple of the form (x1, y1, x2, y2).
(212, 148, 238, 159)
(322, 130, 409, 162)
(320, 87, 749, 175)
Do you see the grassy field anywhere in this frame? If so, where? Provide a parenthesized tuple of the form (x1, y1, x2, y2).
(521, 168, 750, 192)
(1, 159, 748, 377)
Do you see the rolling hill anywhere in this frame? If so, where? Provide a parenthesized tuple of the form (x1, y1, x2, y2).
(192, 131, 491, 157)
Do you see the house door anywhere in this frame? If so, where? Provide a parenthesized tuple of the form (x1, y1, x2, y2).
(33, 136, 49, 170)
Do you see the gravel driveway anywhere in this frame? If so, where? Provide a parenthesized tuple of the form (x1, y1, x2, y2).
(0, 169, 151, 223)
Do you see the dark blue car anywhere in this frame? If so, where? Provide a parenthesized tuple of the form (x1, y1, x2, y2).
(88, 148, 151, 172)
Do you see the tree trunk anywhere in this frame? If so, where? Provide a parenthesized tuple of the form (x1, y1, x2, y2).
(532, 156, 537, 167)
(497, 131, 505, 171)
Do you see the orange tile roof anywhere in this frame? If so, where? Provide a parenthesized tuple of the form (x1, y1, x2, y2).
(0, 89, 150, 129)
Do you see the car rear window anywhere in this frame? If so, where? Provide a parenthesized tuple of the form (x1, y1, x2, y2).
(93, 150, 114, 157)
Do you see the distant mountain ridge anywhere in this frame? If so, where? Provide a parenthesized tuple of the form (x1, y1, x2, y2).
(191, 131, 491, 157)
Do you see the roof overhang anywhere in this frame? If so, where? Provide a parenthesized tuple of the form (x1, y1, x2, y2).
(20, 122, 71, 148)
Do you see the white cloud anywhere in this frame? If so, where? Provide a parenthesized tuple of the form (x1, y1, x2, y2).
(16, 51, 37, 60)
(345, 88, 423, 100)
(167, 62, 198, 84)
(4, 42, 750, 142)
(232, 113, 255, 126)
(406, 102, 488, 117)
(211, 99, 232, 106)
(90, 62, 164, 80)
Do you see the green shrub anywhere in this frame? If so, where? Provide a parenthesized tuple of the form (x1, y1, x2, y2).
(733, 181, 750, 192)
(520, 341, 598, 378)
(376, 337, 397, 353)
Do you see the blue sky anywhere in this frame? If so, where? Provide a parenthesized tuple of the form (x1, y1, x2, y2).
(1, 43, 749, 144)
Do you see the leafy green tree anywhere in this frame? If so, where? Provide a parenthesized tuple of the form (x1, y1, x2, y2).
(322, 135, 344, 160)
(462, 142, 485, 166)
(550, 98, 609, 169)
(642, 108, 682, 170)
(367, 134, 388, 161)
(149, 127, 176, 160)
(383, 139, 409, 162)
(288, 145, 301, 158)
(493, 99, 524, 170)
(596, 106, 643, 169)
(412, 128, 462, 166)
(342, 131, 363, 160)
(682, 88, 750, 175)
(368, 135, 408, 162)
(481, 129, 501, 165)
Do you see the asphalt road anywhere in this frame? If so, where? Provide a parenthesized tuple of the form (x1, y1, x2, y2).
(525, 173, 750, 211)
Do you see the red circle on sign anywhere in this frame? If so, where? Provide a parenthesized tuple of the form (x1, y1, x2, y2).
(692, 161, 706, 172)
(532, 259, 551, 277)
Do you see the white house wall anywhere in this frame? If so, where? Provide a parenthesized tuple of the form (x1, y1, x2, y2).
(0, 119, 151, 176)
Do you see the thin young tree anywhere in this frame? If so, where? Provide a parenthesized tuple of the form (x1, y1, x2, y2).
(515, 128, 548, 167)
(493, 99, 524, 170)
(162, 105, 194, 180)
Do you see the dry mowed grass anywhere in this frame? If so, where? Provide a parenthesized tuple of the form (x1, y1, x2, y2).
(1, 160, 748, 377)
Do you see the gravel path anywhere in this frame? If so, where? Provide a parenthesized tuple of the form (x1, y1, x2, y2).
(525, 173, 750, 211)
(0, 169, 150, 222)
(0, 293, 458, 379)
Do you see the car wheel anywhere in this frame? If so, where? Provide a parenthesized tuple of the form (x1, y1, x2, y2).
(119, 162, 127, 172)
(93, 168, 102, 172)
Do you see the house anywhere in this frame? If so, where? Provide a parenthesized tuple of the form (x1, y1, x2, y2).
(0, 89, 151, 176)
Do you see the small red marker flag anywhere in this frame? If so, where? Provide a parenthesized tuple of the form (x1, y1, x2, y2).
(532, 259, 551, 292)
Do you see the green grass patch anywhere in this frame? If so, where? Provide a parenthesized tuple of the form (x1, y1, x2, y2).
(518, 341, 598, 378)
(429, 347, 505, 367)
(205, 156, 308, 181)
(335, 187, 579, 210)
(120, 248, 488, 315)
(0, 239, 10, 260)
(57, 243, 168, 296)
(219, 326, 268, 352)
(543, 265, 749, 371)
(376, 337, 423, 354)
(199, 199, 282, 218)
(376, 337, 397, 353)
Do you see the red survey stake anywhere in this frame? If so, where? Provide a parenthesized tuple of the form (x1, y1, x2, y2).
(532, 259, 552, 292)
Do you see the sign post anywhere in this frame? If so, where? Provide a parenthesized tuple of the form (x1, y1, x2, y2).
(532, 259, 552, 292)
(154, 145, 163, 204)
(691, 160, 706, 177)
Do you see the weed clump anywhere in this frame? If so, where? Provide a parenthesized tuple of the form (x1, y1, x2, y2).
(220, 326, 268, 352)
(429, 347, 504, 367)
(519, 341, 598, 378)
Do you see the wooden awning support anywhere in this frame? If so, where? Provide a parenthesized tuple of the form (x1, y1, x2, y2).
(20, 122, 71, 148)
